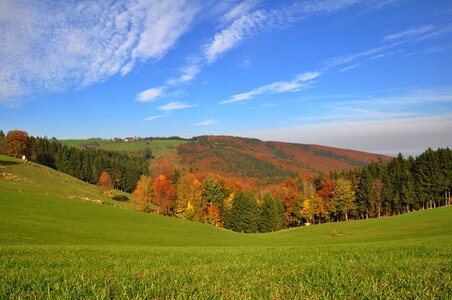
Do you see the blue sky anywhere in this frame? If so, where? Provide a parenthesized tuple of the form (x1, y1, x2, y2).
(1, 0, 451, 156)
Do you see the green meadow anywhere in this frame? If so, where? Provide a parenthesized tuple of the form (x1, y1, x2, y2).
(60, 139, 186, 158)
(0, 155, 451, 299)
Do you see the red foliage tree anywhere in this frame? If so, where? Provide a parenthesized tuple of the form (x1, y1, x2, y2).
(5, 130, 29, 158)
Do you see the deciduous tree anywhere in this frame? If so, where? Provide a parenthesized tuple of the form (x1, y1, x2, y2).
(134, 175, 154, 212)
(98, 171, 113, 196)
(5, 130, 29, 158)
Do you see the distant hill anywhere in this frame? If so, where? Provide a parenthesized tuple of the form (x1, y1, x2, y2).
(177, 136, 391, 187)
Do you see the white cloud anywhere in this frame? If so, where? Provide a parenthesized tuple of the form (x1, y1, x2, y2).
(222, 0, 261, 22)
(167, 61, 201, 85)
(204, 9, 269, 63)
(220, 71, 320, 104)
(144, 115, 161, 121)
(383, 25, 436, 42)
(195, 119, 217, 126)
(0, 0, 199, 104)
(157, 102, 196, 111)
(136, 87, 164, 102)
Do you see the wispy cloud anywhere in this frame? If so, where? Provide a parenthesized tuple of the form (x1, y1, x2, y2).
(144, 115, 161, 121)
(204, 9, 269, 63)
(166, 61, 201, 85)
(157, 102, 196, 111)
(220, 71, 320, 104)
(136, 87, 165, 102)
(0, 0, 199, 104)
(222, 0, 262, 23)
(195, 119, 217, 126)
(383, 25, 436, 42)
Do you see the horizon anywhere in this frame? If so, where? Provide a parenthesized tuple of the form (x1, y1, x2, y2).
(1, 0, 451, 157)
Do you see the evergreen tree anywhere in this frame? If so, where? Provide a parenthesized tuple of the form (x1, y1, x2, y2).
(259, 194, 286, 232)
(228, 191, 260, 233)
(356, 168, 372, 219)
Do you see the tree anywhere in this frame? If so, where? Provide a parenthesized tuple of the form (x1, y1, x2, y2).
(5, 130, 29, 158)
(134, 175, 154, 212)
(0, 130, 5, 154)
(259, 194, 286, 232)
(204, 203, 223, 227)
(153, 174, 176, 215)
(333, 178, 355, 221)
(227, 191, 260, 233)
(356, 168, 372, 219)
(175, 173, 204, 221)
(98, 171, 113, 196)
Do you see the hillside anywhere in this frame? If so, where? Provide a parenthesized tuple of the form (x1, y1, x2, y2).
(0, 155, 136, 210)
(0, 156, 451, 298)
(60, 138, 187, 158)
(177, 135, 391, 187)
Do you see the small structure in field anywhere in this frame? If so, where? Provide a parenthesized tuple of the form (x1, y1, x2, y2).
(124, 137, 135, 142)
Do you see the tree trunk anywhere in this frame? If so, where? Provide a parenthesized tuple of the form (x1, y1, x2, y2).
(345, 212, 348, 222)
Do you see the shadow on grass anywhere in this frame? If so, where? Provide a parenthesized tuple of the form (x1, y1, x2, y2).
(0, 160, 20, 166)
(112, 195, 129, 202)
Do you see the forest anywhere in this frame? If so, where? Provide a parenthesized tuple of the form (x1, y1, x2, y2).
(1, 129, 450, 233)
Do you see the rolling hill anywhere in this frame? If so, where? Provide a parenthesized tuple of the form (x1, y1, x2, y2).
(0, 154, 451, 298)
(177, 135, 391, 187)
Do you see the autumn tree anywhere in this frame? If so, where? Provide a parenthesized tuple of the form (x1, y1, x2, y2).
(204, 203, 223, 227)
(153, 174, 176, 215)
(134, 175, 154, 212)
(98, 171, 113, 196)
(333, 178, 355, 221)
(175, 173, 204, 221)
(5, 130, 30, 158)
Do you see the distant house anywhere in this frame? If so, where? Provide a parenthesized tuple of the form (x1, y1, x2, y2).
(124, 137, 135, 142)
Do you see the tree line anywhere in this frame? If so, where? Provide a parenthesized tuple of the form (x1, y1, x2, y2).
(134, 148, 451, 232)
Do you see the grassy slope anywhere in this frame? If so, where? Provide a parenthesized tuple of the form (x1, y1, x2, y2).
(60, 139, 186, 158)
(0, 155, 451, 298)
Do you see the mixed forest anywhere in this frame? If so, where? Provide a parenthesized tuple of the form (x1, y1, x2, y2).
(1, 129, 450, 233)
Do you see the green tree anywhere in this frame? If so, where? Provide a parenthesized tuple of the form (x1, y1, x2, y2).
(356, 168, 372, 219)
(227, 191, 260, 233)
(259, 194, 286, 232)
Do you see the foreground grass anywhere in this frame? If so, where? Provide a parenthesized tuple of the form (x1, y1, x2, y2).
(1, 241, 450, 299)
(1, 155, 451, 298)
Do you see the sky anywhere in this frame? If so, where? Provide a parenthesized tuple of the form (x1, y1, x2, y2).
(0, 0, 451, 156)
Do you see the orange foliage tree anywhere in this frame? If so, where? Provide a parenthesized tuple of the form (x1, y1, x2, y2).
(153, 174, 176, 215)
(134, 175, 154, 212)
(98, 171, 113, 196)
(204, 203, 223, 227)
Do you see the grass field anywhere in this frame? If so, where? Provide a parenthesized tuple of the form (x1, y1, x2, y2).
(1, 155, 451, 298)
(60, 139, 187, 158)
